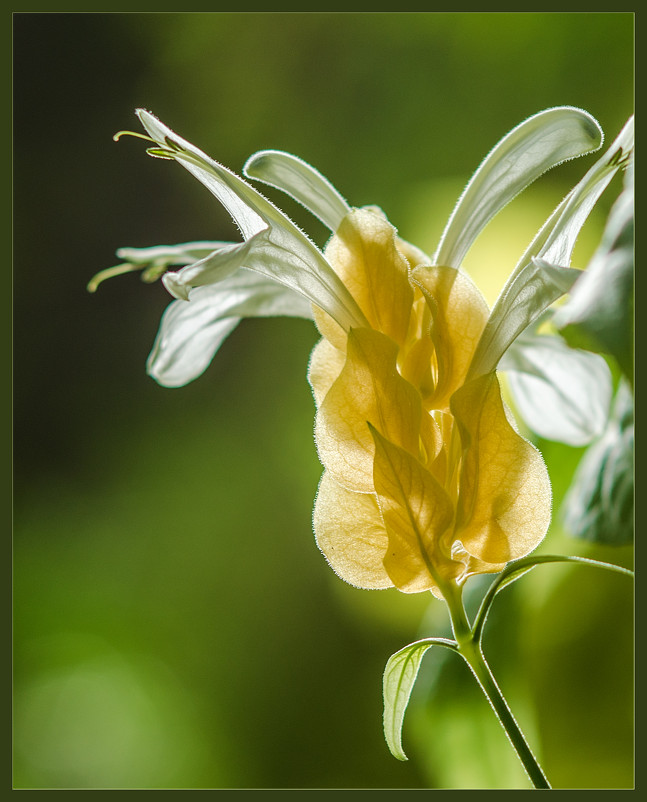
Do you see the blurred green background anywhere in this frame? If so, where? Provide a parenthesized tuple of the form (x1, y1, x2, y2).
(13, 12, 634, 789)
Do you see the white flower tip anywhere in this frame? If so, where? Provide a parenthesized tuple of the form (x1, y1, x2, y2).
(162, 271, 190, 301)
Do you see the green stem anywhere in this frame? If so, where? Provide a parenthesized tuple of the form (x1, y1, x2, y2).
(444, 586, 551, 790)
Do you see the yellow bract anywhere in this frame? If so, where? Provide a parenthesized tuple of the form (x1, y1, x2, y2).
(309, 207, 551, 598)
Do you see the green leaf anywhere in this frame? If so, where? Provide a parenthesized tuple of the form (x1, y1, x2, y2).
(561, 380, 634, 545)
(472, 553, 633, 644)
(383, 637, 457, 761)
(554, 161, 634, 383)
(500, 330, 613, 446)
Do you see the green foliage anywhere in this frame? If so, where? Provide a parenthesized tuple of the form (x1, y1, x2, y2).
(555, 162, 634, 383)
(562, 381, 634, 545)
(383, 639, 456, 761)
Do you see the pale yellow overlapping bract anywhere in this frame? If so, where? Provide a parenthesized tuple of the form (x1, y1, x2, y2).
(309, 206, 551, 599)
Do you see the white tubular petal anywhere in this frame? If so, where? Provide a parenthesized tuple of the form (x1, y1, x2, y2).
(508, 116, 634, 282)
(116, 241, 233, 266)
(136, 110, 368, 331)
(137, 110, 265, 239)
(434, 107, 603, 269)
(468, 259, 580, 379)
(500, 333, 613, 446)
(468, 115, 634, 380)
(147, 305, 240, 388)
(147, 270, 314, 387)
(244, 150, 350, 232)
(162, 239, 257, 300)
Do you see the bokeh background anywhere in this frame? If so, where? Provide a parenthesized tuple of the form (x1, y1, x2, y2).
(13, 12, 634, 790)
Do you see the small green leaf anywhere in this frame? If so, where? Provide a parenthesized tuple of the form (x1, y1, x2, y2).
(383, 638, 457, 761)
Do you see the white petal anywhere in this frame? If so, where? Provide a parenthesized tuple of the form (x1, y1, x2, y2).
(468, 259, 580, 379)
(136, 110, 368, 332)
(116, 241, 232, 266)
(500, 333, 613, 446)
(468, 115, 634, 380)
(244, 150, 350, 232)
(508, 115, 634, 282)
(162, 239, 256, 300)
(434, 107, 603, 269)
(147, 304, 240, 388)
(147, 269, 314, 387)
(137, 110, 266, 239)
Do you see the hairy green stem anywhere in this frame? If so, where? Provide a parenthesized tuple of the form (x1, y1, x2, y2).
(444, 586, 551, 789)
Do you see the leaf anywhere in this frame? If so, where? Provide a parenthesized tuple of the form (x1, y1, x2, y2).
(472, 553, 634, 644)
(561, 380, 634, 545)
(383, 638, 457, 761)
(554, 160, 634, 382)
(500, 331, 613, 446)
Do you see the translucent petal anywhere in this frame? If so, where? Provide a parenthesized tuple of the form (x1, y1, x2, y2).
(244, 149, 350, 232)
(115, 241, 232, 266)
(315, 328, 422, 494)
(526, 115, 633, 270)
(490, 115, 634, 322)
(553, 157, 634, 381)
(434, 107, 603, 269)
(162, 239, 257, 300)
(468, 259, 580, 379)
(500, 333, 613, 446)
(411, 265, 489, 408)
(307, 337, 346, 407)
(450, 372, 552, 564)
(370, 426, 455, 596)
(147, 270, 313, 387)
(313, 471, 393, 590)
(313, 208, 414, 348)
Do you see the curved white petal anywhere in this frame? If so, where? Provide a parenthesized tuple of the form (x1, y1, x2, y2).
(468, 116, 634, 380)
(147, 305, 240, 388)
(136, 110, 368, 332)
(506, 115, 634, 284)
(244, 150, 350, 232)
(147, 269, 314, 387)
(468, 259, 580, 379)
(434, 107, 603, 269)
(116, 241, 232, 266)
(162, 239, 256, 300)
(500, 333, 613, 446)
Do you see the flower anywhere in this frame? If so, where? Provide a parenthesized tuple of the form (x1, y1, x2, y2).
(93, 107, 633, 599)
